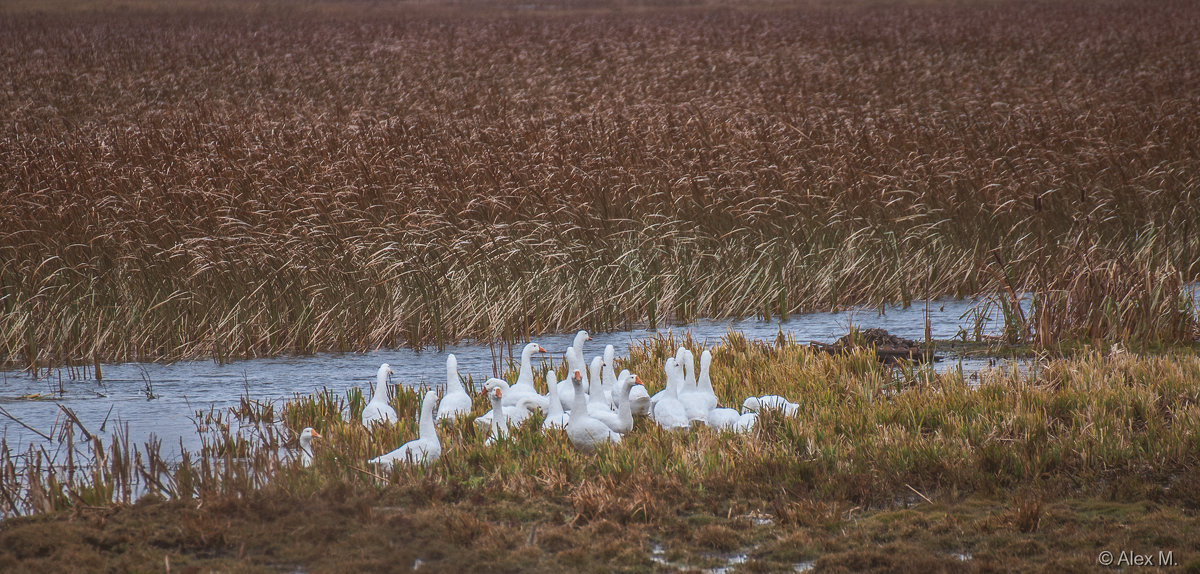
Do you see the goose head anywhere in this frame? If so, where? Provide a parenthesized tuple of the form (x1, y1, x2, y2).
(616, 371, 640, 398)
(482, 379, 507, 405)
(299, 427, 322, 465)
(445, 354, 463, 392)
(589, 356, 604, 381)
(566, 370, 587, 415)
(545, 369, 562, 411)
(421, 389, 440, 415)
(663, 358, 686, 394)
(377, 363, 394, 385)
(300, 427, 322, 445)
(573, 330, 591, 351)
(483, 378, 510, 391)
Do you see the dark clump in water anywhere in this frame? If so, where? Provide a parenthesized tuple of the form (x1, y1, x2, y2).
(834, 328, 920, 349)
(813, 328, 938, 364)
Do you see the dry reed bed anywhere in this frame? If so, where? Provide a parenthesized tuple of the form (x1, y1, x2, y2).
(2, 335, 1200, 569)
(2, 1, 1199, 367)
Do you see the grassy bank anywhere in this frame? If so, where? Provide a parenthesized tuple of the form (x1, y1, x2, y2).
(3, 0, 1199, 367)
(4, 489, 1198, 572)
(2, 335, 1199, 571)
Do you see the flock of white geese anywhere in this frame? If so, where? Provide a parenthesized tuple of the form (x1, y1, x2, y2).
(297, 330, 800, 467)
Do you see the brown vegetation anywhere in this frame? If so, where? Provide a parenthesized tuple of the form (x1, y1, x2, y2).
(2, 0, 1198, 366)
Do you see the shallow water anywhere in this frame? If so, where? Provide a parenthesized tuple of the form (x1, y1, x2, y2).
(0, 293, 1093, 459)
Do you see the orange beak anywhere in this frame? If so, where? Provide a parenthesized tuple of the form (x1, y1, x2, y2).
(312, 430, 323, 439)
(538, 346, 547, 353)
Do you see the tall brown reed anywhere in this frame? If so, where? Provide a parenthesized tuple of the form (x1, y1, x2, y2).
(2, 0, 1198, 367)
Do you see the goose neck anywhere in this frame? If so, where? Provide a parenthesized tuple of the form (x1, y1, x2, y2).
(546, 373, 563, 416)
(569, 376, 587, 422)
(374, 371, 390, 403)
(419, 393, 438, 441)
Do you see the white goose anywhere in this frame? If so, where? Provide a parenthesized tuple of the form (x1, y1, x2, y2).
(628, 382, 651, 416)
(651, 358, 690, 430)
(362, 363, 398, 427)
(571, 330, 592, 391)
(566, 370, 621, 452)
(735, 412, 759, 432)
(649, 347, 691, 411)
(742, 395, 799, 416)
(587, 356, 609, 411)
(705, 407, 740, 431)
(706, 407, 758, 433)
(601, 345, 618, 406)
(505, 342, 549, 410)
(680, 349, 718, 421)
(369, 390, 441, 465)
(472, 377, 540, 429)
(542, 369, 569, 430)
(436, 354, 473, 422)
(483, 379, 510, 445)
(473, 378, 510, 432)
(298, 427, 321, 467)
(590, 371, 638, 435)
(557, 346, 585, 411)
